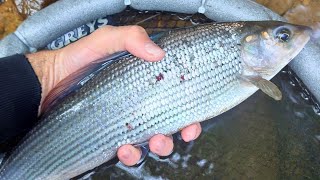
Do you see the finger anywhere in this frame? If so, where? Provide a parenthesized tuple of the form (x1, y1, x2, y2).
(60, 25, 165, 71)
(117, 144, 141, 166)
(181, 123, 202, 142)
(149, 134, 174, 156)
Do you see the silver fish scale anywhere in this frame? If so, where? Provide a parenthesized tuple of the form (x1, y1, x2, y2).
(0, 23, 244, 180)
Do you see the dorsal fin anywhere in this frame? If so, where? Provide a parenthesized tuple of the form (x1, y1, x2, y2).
(40, 31, 167, 115)
(41, 51, 130, 115)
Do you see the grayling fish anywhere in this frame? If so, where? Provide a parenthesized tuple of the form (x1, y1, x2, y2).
(0, 21, 311, 180)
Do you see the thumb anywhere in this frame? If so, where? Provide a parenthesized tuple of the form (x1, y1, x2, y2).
(59, 25, 165, 74)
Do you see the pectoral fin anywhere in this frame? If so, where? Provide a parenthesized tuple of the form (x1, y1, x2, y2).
(241, 75, 282, 101)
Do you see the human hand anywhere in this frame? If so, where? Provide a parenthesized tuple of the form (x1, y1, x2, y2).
(26, 25, 202, 166)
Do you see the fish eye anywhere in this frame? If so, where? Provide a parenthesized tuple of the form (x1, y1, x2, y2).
(275, 27, 291, 42)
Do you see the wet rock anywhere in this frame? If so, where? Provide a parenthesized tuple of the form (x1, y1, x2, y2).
(256, 0, 295, 15)
(0, 0, 24, 39)
(14, 0, 57, 17)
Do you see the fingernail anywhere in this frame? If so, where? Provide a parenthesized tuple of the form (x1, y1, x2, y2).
(186, 130, 197, 142)
(145, 42, 165, 56)
(122, 148, 131, 160)
(189, 133, 197, 142)
(192, 132, 197, 141)
(155, 139, 166, 153)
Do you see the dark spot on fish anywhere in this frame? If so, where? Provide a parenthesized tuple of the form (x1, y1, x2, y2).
(156, 73, 164, 81)
(180, 75, 185, 82)
(126, 123, 133, 131)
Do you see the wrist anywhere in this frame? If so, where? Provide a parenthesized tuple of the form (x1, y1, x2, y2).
(26, 50, 62, 111)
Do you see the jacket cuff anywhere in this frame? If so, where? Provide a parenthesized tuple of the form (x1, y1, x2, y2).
(0, 54, 41, 142)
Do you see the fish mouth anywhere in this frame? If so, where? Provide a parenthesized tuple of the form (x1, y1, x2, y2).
(300, 26, 313, 36)
(292, 26, 311, 52)
(295, 24, 313, 43)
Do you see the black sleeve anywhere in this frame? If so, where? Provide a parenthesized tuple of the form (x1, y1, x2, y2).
(0, 54, 41, 144)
